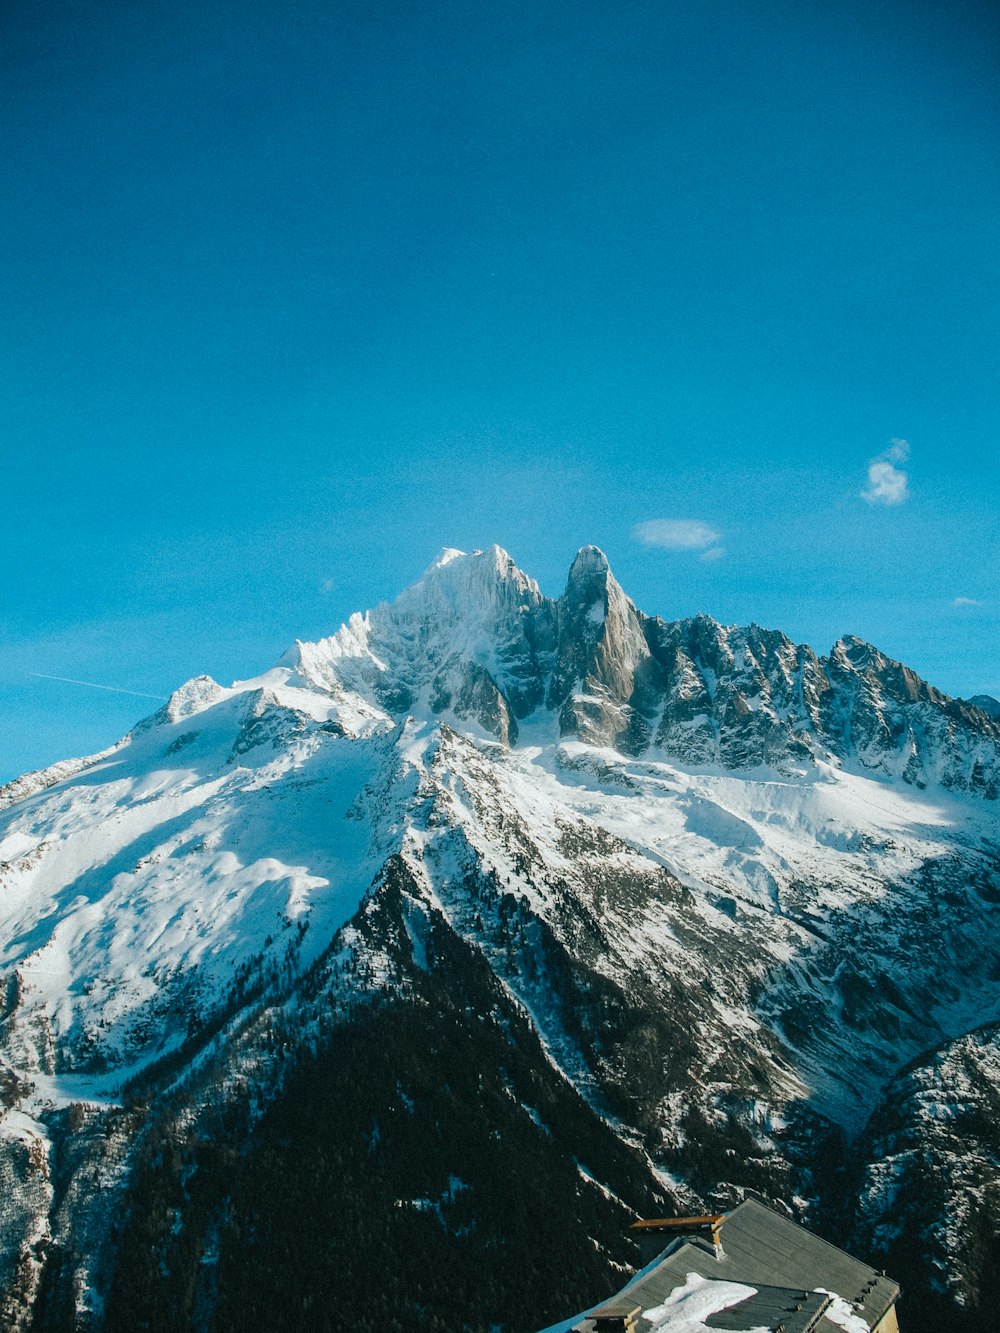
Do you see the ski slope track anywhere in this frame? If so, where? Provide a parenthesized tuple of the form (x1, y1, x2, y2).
(1, 546, 999, 1332)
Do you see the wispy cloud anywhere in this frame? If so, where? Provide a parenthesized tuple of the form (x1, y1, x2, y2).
(953, 596, 982, 608)
(861, 438, 910, 506)
(632, 519, 723, 557)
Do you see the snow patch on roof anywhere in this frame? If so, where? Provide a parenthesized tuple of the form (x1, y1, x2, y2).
(642, 1271, 765, 1332)
(814, 1288, 870, 1333)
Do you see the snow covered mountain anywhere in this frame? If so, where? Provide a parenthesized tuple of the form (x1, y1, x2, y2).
(1, 546, 998, 1333)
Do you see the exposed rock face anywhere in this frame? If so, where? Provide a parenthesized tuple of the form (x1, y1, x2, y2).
(644, 617, 826, 769)
(853, 1022, 1000, 1333)
(967, 693, 1000, 721)
(290, 545, 558, 737)
(286, 547, 1000, 796)
(820, 637, 1000, 794)
(0, 545, 998, 1332)
(549, 546, 656, 751)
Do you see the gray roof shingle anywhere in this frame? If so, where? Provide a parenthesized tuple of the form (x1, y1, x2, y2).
(569, 1198, 899, 1333)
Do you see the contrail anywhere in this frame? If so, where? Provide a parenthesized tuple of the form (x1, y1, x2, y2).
(29, 673, 167, 701)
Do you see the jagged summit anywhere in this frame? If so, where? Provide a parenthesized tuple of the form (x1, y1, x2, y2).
(416, 542, 540, 592)
(565, 542, 611, 585)
(561, 546, 631, 627)
(262, 547, 1000, 794)
(63, 544, 994, 798)
(424, 545, 466, 571)
(164, 674, 225, 721)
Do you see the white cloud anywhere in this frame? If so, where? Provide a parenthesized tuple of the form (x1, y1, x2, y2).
(633, 519, 722, 551)
(700, 546, 726, 562)
(953, 596, 982, 608)
(319, 577, 336, 594)
(861, 439, 910, 506)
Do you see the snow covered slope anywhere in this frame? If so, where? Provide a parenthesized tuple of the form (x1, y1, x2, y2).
(1, 546, 998, 1332)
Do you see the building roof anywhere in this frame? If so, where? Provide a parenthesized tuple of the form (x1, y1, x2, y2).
(564, 1198, 900, 1333)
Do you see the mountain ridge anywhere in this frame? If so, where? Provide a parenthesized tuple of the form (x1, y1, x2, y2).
(7, 545, 996, 803)
(1, 545, 999, 1332)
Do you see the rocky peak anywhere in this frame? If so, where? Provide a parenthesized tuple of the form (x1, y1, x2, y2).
(165, 675, 225, 723)
(815, 638, 1000, 791)
(548, 549, 656, 750)
(263, 547, 1000, 794)
(563, 544, 612, 604)
(399, 545, 544, 623)
(829, 635, 937, 706)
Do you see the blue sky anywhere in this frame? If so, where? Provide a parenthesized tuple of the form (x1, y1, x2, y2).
(2, 0, 998, 781)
